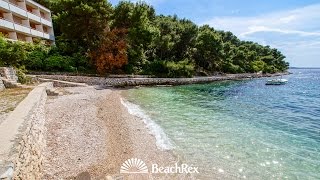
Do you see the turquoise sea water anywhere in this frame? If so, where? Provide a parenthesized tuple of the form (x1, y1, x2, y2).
(124, 69, 320, 179)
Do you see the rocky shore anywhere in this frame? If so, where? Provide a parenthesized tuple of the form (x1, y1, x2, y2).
(31, 72, 288, 88)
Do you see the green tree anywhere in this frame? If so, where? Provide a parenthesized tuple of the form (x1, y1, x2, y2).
(53, 0, 113, 51)
(112, 1, 159, 73)
(194, 25, 224, 73)
(153, 15, 198, 62)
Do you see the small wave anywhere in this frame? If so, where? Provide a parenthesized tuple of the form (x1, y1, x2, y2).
(120, 98, 174, 150)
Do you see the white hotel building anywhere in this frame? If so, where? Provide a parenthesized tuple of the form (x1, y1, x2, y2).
(0, 0, 54, 44)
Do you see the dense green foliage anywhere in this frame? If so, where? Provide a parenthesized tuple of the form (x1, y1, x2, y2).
(2, 0, 289, 77)
(51, 0, 112, 51)
(0, 35, 80, 72)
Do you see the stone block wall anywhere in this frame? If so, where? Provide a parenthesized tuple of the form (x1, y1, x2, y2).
(0, 78, 4, 91)
(0, 67, 18, 83)
(13, 89, 47, 179)
(32, 75, 106, 86)
(0, 83, 51, 179)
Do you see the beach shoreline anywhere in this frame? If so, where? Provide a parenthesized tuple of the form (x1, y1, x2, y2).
(43, 86, 188, 179)
(31, 72, 289, 88)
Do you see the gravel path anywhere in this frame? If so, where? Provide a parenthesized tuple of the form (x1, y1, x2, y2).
(43, 87, 110, 179)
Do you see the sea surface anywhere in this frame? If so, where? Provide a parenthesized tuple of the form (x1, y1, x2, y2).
(122, 69, 320, 179)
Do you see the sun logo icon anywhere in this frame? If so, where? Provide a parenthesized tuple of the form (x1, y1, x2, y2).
(120, 158, 149, 174)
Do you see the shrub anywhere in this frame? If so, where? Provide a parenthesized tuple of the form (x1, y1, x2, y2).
(0, 35, 91, 73)
(145, 60, 167, 76)
(15, 66, 31, 84)
(0, 39, 28, 67)
(147, 59, 195, 77)
(72, 53, 90, 70)
(26, 47, 49, 70)
(223, 62, 244, 74)
(250, 60, 266, 73)
(166, 60, 195, 78)
(263, 65, 278, 74)
(44, 55, 75, 72)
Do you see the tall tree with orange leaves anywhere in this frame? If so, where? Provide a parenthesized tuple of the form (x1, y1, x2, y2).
(89, 28, 128, 75)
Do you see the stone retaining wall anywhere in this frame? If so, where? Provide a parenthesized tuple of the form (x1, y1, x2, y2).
(31, 75, 105, 86)
(32, 73, 288, 87)
(0, 67, 18, 83)
(0, 83, 51, 180)
(36, 78, 88, 87)
(13, 88, 47, 179)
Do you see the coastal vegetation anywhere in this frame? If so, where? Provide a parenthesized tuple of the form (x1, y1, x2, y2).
(0, 0, 289, 77)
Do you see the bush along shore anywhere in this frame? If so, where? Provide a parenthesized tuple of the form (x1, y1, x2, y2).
(32, 72, 288, 87)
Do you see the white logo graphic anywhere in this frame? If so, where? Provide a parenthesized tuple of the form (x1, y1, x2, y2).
(120, 158, 149, 174)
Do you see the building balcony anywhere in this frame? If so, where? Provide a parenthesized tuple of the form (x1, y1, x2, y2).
(40, 18, 51, 27)
(27, 11, 40, 22)
(0, 0, 52, 27)
(0, 18, 14, 30)
(14, 23, 30, 34)
(0, 17, 53, 40)
(25, 0, 50, 13)
(0, 0, 9, 10)
(0, 0, 54, 42)
(30, 28, 43, 37)
(42, 32, 48, 39)
(8, 3, 27, 17)
(43, 32, 54, 40)
(49, 34, 54, 41)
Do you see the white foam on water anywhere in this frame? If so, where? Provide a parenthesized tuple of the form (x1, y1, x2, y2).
(273, 160, 279, 164)
(120, 98, 174, 150)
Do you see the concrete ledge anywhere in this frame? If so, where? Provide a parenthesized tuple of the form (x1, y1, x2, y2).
(37, 78, 89, 87)
(30, 75, 104, 86)
(0, 82, 52, 179)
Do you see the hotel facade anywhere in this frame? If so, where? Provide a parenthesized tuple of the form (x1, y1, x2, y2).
(0, 0, 54, 44)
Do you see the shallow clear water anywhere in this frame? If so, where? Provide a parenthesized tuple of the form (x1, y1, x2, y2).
(124, 69, 320, 179)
